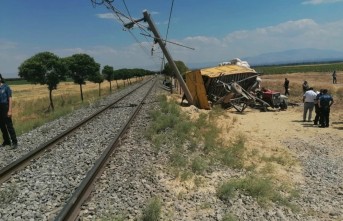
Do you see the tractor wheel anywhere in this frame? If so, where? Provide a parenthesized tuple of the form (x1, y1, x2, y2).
(280, 100, 288, 110)
(261, 104, 268, 112)
(231, 82, 242, 95)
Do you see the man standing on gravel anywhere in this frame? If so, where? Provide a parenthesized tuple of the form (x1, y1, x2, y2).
(318, 89, 334, 127)
(302, 87, 317, 122)
(0, 74, 18, 149)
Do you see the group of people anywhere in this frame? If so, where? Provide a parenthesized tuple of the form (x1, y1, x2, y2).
(283, 73, 336, 128)
(283, 70, 338, 96)
(0, 74, 18, 149)
(302, 84, 334, 128)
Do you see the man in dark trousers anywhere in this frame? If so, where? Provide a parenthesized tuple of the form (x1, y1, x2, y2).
(318, 89, 334, 128)
(0, 74, 18, 149)
(313, 89, 323, 125)
(332, 70, 337, 84)
(284, 78, 290, 95)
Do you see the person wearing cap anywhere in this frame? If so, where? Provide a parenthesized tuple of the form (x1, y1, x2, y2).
(0, 74, 18, 149)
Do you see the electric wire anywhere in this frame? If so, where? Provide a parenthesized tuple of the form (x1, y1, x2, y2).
(165, 0, 174, 43)
(140, 33, 195, 50)
(91, 0, 193, 69)
(98, 1, 159, 65)
(117, 0, 164, 67)
(161, 0, 175, 71)
(122, 0, 150, 43)
(92, 1, 160, 64)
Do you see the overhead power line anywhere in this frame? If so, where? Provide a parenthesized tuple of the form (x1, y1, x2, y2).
(91, 0, 195, 70)
(140, 33, 195, 50)
(165, 0, 175, 42)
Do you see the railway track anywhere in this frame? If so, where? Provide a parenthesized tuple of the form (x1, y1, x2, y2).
(0, 78, 158, 220)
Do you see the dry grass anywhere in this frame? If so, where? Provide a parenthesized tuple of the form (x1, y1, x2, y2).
(261, 72, 343, 108)
(172, 72, 342, 208)
(12, 80, 112, 102)
(9, 79, 139, 135)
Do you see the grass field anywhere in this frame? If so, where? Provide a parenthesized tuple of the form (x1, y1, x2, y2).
(260, 72, 343, 105)
(6, 66, 343, 138)
(9, 78, 141, 136)
(254, 62, 343, 75)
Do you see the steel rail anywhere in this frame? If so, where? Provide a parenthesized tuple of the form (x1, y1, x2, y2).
(0, 78, 153, 183)
(54, 78, 157, 221)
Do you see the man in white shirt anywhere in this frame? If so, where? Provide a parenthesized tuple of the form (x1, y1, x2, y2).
(302, 87, 317, 122)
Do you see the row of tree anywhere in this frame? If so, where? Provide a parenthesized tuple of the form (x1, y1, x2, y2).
(18, 52, 155, 111)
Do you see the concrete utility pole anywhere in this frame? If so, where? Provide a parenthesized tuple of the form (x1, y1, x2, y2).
(142, 10, 193, 104)
(123, 10, 194, 104)
(142, 11, 193, 104)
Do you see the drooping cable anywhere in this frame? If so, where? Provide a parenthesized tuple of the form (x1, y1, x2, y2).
(165, 0, 174, 43)
(161, 0, 175, 72)
(141, 33, 194, 50)
(122, 0, 150, 43)
(91, 0, 193, 69)
(100, 1, 154, 60)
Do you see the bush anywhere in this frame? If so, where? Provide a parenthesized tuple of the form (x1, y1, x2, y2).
(141, 197, 161, 221)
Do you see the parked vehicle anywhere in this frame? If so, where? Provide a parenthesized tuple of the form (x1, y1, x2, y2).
(256, 89, 288, 111)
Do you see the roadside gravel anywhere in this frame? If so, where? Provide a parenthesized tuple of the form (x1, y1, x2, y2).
(1, 79, 342, 221)
(80, 89, 343, 220)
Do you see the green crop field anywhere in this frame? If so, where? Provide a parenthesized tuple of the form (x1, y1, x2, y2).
(253, 62, 343, 75)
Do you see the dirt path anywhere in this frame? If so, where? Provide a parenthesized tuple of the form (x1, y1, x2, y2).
(233, 104, 343, 140)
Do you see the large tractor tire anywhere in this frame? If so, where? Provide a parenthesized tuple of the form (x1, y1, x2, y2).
(280, 100, 288, 110)
(231, 82, 242, 95)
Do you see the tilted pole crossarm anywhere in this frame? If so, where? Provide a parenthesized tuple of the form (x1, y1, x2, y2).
(142, 10, 194, 105)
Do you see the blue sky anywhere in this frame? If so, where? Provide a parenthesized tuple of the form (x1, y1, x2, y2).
(1, 0, 343, 77)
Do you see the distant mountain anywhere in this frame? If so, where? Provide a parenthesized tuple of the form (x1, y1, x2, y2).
(243, 48, 343, 66)
(186, 48, 343, 70)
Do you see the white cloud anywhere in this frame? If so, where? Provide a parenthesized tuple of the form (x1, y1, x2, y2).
(96, 13, 148, 29)
(302, 0, 343, 5)
(2, 18, 343, 77)
(96, 13, 116, 19)
(0, 39, 17, 50)
(96, 13, 131, 24)
(55, 43, 161, 70)
(167, 19, 343, 65)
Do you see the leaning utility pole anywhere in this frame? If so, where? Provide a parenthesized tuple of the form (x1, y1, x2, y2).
(124, 10, 194, 104)
(143, 10, 194, 105)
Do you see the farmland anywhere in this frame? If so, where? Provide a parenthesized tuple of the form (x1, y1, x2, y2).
(9, 78, 142, 135)
(6, 61, 343, 136)
(254, 61, 343, 75)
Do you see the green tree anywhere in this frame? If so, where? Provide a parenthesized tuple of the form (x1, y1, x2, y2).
(18, 51, 67, 111)
(64, 54, 100, 102)
(89, 71, 104, 96)
(102, 65, 114, 92)
(163, 60, 189, 77)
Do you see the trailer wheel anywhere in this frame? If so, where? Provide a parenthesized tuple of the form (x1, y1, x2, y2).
(280, 100, 288, 110)
(231, 82, 242, 95)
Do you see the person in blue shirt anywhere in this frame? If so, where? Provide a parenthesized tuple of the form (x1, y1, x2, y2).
(318, 89, 334, 128)
(313, 89, 323, 125)
(0, 74, 18, 149)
